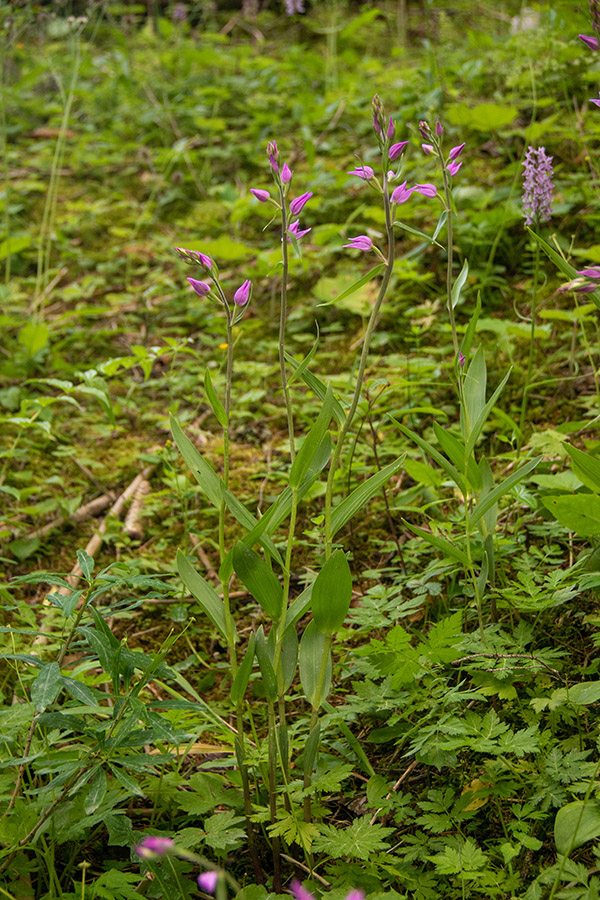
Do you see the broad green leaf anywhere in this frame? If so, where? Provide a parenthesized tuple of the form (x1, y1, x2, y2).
(177, 550, 227, 638)
(233, 542, 283, 620)
(330, 456, 405, 536)
(316, 264, 384, 307)
(299, 620, 332, 709)
(469, 457, 541, 529)
(565, 444, 600, 494)
(268, 625, 298, 692)
(18, 320, 49, 356)
(451, 257, 469, 309)
(31, 662, 63, 712)
(541, 493, 600, 536)
(311, 550, 352, 635)
(447, 101, 518, 132)
(204, 369, 227, 428)
(289, 386, 333, 488)
(555, 801, 600, 854)
(0, 234, 31, 260)
(230, 633, 255, 704)
(567, 681, 600, 705)
(403, 521, 469, 566)
(170, 414, 221, 508)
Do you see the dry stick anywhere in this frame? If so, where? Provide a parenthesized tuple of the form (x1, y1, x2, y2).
(54, 465, 155, 597)
(369, 759, 418, 826)
(25, 493, 114, 541)
(124, 478, 151, 540)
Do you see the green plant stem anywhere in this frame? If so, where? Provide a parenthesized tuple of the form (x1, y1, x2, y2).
(518, 235, 540, 446)
(267, 699, 282, 892)
(324, 172, 395, 558)
(438, 145, 459, 354)
(278, 184, 295, 460)
(303, 633, 332, 823)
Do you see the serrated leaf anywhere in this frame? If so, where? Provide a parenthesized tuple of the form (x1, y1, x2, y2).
(313, 816, 394, 860)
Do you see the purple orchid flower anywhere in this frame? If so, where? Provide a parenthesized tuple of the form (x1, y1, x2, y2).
(281, 163, 292, 184)
(175, 248, 214, 271)
(422, 143, 434, 155)
(250, 188, 270, 202)
(390, 181, 414, 204)
(522, 145, 553, 225)
(447, 160, 463, 177)
(436, 118, 443, 136)
(347, 165, 374, 181)
(134, 836, 174, 858)
(187, 278, 211, 297)
(580, 33, 599, 49)
(387, 116, 395, 139)
(234, 280, 251, 306)
(344, 235, 373, 251)
(577, 268, 600, 278)
(289, 191, 313, 215)
(413, 183, 438, 197)
(288, 219, 311, 240)
(198, 871, 218, 894)
(591, 93, 600, 106)
(389, 140, 409, 160)
(448, 142, 466, 161)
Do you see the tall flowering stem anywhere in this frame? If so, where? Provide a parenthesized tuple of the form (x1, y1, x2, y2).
(324, 97, 399, 559)
(519, 146, 554, 445)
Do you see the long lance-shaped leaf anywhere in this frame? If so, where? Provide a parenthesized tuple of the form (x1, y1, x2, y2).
(316, 264, 385, 307)
(451, 258, 469, 309)
(464, 368, 512, 458)
(177, 550, 228, 639)
(391, 417, 465, 494)
(403, 521, 469, 566)
(528, 228, 600, 311)
(171, 414, 221, 507)
(204, 369, 227, 428)
(433, 422, 482, 492)
(171, 415, 281, 563)
(289, 386, 334, 488)
(330, 455, 405, 537)
(230, 633, 255, 704)
(468, 456, 542, 529)
(393, 218, 444, 248)
(284, 354, 346, 426)
(287, 325, 320, 387)
(565, 444, 600, 493)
